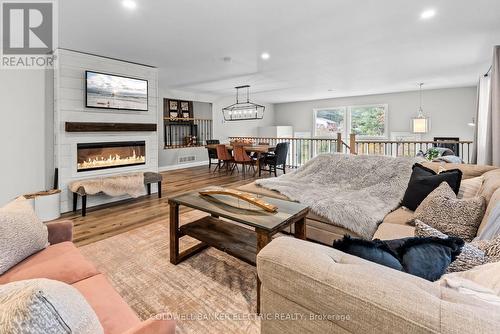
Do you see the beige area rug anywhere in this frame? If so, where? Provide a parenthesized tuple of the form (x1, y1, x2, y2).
(80, 212, 259, 334)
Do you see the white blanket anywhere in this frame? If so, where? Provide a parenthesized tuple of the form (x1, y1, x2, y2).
(256, 154, 417, 239)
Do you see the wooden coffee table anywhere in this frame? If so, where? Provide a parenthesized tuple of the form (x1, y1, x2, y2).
(168, 190, 309, 312)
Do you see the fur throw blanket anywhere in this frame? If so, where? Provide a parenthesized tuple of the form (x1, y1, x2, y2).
(256, 154, 417, 239)
(69, 172, 146, 198)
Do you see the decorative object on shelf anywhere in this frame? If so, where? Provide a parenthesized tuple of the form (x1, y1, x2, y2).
(222, 85, 265, 121)
(181, 101, 191, 118)
(169, 100, 178, 110)
(411, 83, 430, 134)
(185, 136, 197, 146)
(199, 187, 278, 212)
(167, 100, 179, 118)
(165, 99, 193, 120)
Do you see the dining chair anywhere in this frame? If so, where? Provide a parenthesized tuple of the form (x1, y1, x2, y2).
(259, 142, 289, 177)
(215, 144, 235, 174)
(233, 144, 256, 178)
(206, 139, 220, 171)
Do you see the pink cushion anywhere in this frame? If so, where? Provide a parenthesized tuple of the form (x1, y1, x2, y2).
(0, 241, 99, 285)
(73, 274, 141, 334)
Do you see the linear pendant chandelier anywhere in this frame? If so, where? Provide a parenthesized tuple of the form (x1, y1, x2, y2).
(222, 85, 265, 121)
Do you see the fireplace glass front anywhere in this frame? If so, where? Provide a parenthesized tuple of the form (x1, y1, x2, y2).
(77, 141, 146, 172)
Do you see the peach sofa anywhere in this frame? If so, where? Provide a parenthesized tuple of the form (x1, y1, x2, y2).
(0, 221, 175, 334)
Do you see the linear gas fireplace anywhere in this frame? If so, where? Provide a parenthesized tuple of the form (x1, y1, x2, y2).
(77, 141, 146, 172)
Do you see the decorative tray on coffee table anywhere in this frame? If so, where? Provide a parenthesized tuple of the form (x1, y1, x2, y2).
(199, 187, 278, 213)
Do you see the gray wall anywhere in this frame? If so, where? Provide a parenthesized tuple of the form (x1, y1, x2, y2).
(0, 69, 53, 206)
(274, 87, 477, 141)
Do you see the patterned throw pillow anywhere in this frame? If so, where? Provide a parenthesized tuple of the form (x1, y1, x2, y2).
(0, 279, 103, 333)
(414, 220, 487, 272)
(414, 182, 486, 242)
(471, 237, 500, 262)
(0, 197, 49, 274)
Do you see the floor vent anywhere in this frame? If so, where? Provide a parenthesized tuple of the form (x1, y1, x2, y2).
(179, 155, 196, 163)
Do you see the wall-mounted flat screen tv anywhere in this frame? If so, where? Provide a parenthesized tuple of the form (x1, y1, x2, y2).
(86, 71, 148, 111)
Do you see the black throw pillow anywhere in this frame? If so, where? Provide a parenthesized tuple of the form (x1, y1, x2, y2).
(332, 236, 403, 271)
(333, 235, 464, 281)
(401, 163, 462, 211)
(396, 237, 464, 281)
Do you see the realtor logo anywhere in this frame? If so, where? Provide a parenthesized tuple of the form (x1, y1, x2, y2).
(1, 1, 55, 68)
(2, 2, 52, 54)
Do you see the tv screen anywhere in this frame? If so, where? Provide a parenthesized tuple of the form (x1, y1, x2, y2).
(86, 71, 148, 111)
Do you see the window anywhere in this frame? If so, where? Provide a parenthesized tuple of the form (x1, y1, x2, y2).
(350, 105, 387, 137)
(314, 104, 388, 139)
(314, 107, 346, 138)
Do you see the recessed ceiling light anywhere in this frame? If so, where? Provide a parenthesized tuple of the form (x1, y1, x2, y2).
(261, 52, 270, 60)
(420, 9, 436, 20)
(122, 0, 137, 10)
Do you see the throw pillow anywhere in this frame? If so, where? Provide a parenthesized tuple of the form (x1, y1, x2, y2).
(332, 236, 403, 271)
(396, 237, 464, 281)
(458, 176, 484, 199)
(471, 236, 500, 262)
(477, 203, 500, 240)
(0, 278, 104, 333)
(441, 261, 500, 296)
(401, 163, 463, 211)
(414, 182, 486, 242)
(0, 197, 49, 275)
(415, 220, 487, 272)
(333, 235, 464, 281)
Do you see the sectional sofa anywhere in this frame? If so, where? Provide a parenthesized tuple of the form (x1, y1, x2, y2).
(238, 162, 498, 244)
(251, 163, 500, 333)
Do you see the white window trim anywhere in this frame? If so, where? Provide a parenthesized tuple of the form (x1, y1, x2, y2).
(313, 104, 389, 140)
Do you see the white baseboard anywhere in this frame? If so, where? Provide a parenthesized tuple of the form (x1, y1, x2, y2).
(158, 160, 209, 172)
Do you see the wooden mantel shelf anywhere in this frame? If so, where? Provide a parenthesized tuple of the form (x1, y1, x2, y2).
(65, 122, 157, 132)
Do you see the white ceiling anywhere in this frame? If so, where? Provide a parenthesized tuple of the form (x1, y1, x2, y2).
(59, 0, 500, 103)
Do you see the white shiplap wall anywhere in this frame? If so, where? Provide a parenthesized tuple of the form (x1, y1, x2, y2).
(54, 49, 159, 213)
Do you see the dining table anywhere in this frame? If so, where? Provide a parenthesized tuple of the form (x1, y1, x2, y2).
(204, 144, 276, 171)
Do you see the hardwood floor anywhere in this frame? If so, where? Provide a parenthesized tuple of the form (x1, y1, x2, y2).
(57, 165, 277, 247)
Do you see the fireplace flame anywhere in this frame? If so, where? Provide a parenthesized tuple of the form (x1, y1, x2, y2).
(77, 149, 145, 170)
